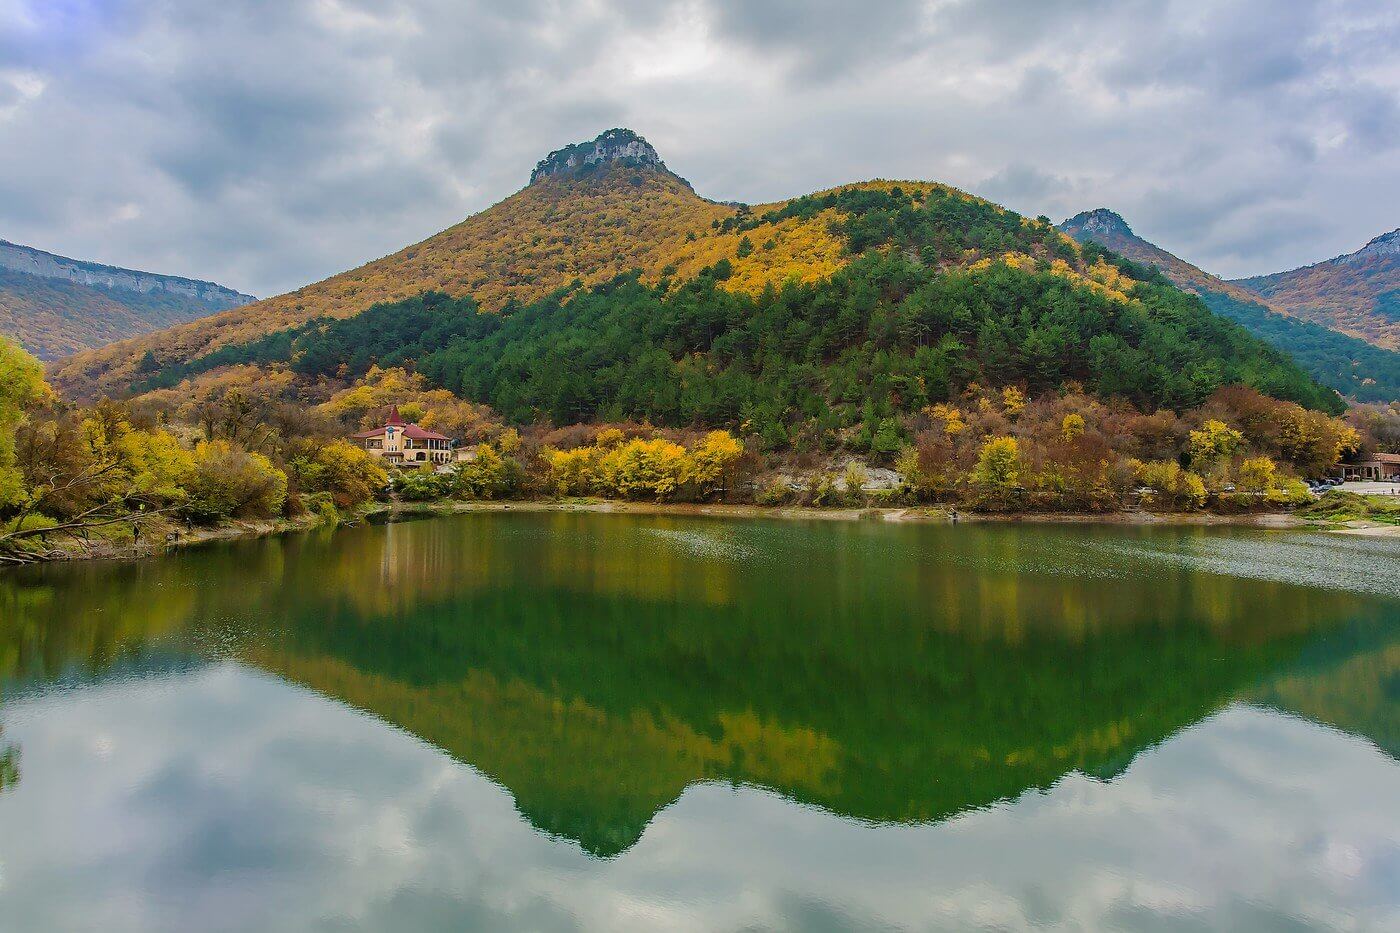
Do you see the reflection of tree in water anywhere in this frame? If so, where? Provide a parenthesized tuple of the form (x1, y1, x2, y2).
(0, 727, 17, 794)
(2, 513, 1396, 855)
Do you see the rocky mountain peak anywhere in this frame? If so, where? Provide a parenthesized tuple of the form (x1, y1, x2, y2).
(1061, 209, 1134, 240)
(1347, 227, 1400, 263)
(529, 128, 666, 184)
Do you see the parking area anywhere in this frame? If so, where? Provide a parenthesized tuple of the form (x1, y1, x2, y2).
(1335, 481, 1400, 496)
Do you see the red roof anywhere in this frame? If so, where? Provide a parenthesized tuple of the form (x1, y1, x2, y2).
(402, 424, 450, 441)
(352, 418, 451, 442)
(385, 405, 406, 426)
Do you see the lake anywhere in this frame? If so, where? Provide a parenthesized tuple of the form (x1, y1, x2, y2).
(1, 512, 1398, 931)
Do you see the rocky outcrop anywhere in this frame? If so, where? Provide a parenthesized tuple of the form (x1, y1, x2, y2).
(1342, 228, 1400, 265)
(1060, 208, 1135, 241)
(0, 239, 254, 309)
(529, 128, 667, 184)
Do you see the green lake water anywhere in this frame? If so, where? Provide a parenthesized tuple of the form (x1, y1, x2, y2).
(1, 512, 1398, 930)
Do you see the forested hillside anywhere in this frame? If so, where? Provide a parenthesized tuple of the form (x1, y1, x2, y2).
(0, 241, 252, 360)
(138, 182, 1341, 454)
(1062, 210, 1400, 402)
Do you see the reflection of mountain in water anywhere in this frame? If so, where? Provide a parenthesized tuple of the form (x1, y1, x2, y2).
(2, 514, 1397, 856)
(1249, 616, 1400, 759)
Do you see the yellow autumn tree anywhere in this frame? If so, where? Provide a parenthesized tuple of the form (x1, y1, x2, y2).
(1188, 420, 1244, 470)
(971, 436, 1022, 509)
(1134, 460, 1207, 510)
(683, 431, 743, 496)
(597, 437, 689, 500)
(0, 337, 50, 508)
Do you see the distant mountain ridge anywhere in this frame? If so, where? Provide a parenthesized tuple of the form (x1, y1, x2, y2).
(0, 240, 254, 308)
(1060, 210, 1272, 307)
(0, 239, 254, 360)
(1060, 209, 1400, 403)
(1230, 227, 1400, 350)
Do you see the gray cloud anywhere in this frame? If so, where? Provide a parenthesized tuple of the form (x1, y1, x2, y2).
(0, 0, 1396, 296)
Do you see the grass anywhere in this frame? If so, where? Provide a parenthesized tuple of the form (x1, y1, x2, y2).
(1297, 490, 1400, 526)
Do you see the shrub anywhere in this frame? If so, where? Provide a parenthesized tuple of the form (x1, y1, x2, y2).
(182, 441, 288, 523)
(971, 436, 1022, 510)
(453, 445, 525, 500)
(1134, 460, 1207, 510)
(396, 468, 453, 501)
(1299, 490, 1400, 524)
(1236, 456, 1278, 494)
(755, 477, 793, 506)
(842, 462, 868, 499)
(597, 437, 688, 500)
(808, 473, 840, 506)
(289, 440, 388, 508)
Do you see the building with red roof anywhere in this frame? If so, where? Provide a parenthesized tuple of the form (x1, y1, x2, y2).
(1341, 452, 1400, 482)
(352, 406, 454, 466)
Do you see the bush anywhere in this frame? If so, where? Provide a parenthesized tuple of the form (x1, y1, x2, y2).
(807, 473, 840, 506)
(182, 441, 288, 523)
(396, 468, 453, 501)
(971, 436, 1022, 510)
(289, 440, 389, 508)
(453, 445, 525, 500)
(754, 477, 793, 506)
(1134, 460, 1207, 511)
(1299, 490, 1400, 524)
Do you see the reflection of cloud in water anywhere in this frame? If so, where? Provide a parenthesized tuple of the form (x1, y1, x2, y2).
(1098, 532, 1400, 600)
(2, 667, 1396, 931)
(640, 527, 758, 563)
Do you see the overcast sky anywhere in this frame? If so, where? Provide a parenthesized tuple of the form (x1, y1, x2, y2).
(2, 0, 1398, 298)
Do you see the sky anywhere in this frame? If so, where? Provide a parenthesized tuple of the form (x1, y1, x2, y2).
(1, 0, 1397, 298)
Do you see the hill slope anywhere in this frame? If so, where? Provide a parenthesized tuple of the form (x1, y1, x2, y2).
(1230, 228, 1400, 349)
(59, 130, 1340, 425)
(0, 240, 253, 360)
(56, 129, 834, 398)
(1061, 210, 1400, 402)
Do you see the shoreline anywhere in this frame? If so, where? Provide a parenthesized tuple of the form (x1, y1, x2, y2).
(12, 498, 1394, 569)
(379, 498, 1314, 529)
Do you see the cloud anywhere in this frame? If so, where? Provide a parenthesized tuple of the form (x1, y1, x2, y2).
(975, 163, 1073, 215)
(0, 0, 1396, 294)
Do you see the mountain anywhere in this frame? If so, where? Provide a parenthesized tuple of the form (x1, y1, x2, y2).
(55, 129, 1339, 422)
(1061, 209, 1400, 403)
(0, 240, 254, 360)
(52, 129, 737, 397)
(1231, 228, 1400, 350)
(1059, 210, 1267, 306)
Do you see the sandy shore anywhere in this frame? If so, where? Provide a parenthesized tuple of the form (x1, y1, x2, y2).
(1327, 523, 1400, 537)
